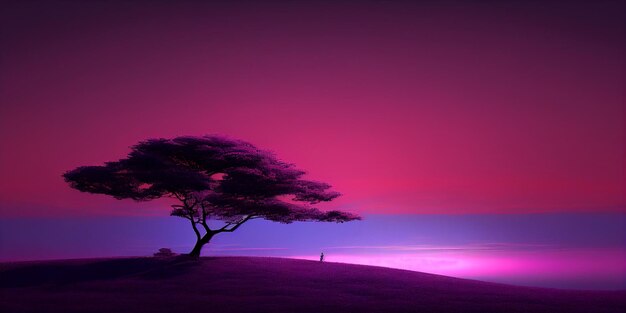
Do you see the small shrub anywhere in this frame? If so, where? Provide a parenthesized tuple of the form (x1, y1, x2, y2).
(153, 248, 177, 258)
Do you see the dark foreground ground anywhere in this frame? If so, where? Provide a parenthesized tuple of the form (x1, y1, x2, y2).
(1, 256, 624, 313)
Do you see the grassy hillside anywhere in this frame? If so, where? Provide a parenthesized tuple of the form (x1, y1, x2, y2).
(1, 256, 624, 313)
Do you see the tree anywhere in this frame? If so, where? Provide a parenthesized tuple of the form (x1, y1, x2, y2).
(63, 135, 360, 258)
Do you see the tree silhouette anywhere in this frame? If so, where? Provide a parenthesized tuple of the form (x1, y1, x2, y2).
(63, 135, 360, 258)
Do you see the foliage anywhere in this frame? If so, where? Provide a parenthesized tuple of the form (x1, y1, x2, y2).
(64, 135, 360, 256)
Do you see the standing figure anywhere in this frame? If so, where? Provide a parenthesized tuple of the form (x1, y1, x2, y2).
(320, 252, 324, 262)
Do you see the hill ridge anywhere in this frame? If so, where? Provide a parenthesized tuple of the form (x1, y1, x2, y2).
(1, 256, 625, 313)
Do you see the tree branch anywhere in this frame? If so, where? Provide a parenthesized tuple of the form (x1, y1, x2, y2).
(185, 195, 198, 210)
(199, 203, 213, 234)
(189, 218, 201, 240)
(217, 222, 234, 232)
(217, 215, 254, 233)
(173, 192, 185, 202)
(181, 194, 202, 240)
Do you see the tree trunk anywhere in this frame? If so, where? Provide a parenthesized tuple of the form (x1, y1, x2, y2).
(188, 233, 214, 259)
(188, 241, 204, 259)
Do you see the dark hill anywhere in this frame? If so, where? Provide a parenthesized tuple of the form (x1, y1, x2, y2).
(1, 256, 624, 313)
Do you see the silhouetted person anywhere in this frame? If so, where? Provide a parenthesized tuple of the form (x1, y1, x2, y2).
(320, 252, 324, 262)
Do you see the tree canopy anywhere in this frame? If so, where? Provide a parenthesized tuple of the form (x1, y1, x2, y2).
(63, 135, 360, 257)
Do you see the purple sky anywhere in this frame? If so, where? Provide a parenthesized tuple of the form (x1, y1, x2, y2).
(0, 0, 624, 289)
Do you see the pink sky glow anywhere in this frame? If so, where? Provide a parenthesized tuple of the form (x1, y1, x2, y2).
(292, 247, 626, 289)
(1, 1, 624, 217)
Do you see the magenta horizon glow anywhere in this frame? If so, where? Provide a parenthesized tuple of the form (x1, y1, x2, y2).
(292, 248, 626, 289)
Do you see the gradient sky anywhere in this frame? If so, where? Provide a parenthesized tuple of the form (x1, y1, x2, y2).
(0, 0, 624, 289)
